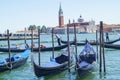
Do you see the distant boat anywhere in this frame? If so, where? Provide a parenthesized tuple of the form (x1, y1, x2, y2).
(79, 32, 88, 34)
(60, 38, 120, 46)
(33, 44, 69, 52)
(0, 49, 31, 72)
(104, 43, 120, 49)
(31, 47, 74, 77)
(0, 37, 38, 41)
(76, 42, 96, 77)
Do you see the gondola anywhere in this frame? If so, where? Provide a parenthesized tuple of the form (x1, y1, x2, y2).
(0, 44, 69, 52)
(61, 40, 74, 45)
(60, 38, 120, 46)
(33, 44, 69, 52)
(104, 43, 120, 49)
(0, 47, 26, 52)
(0, 49, 31, 72)
(31, 47, 74, 77)
(76, 42, 96, 77)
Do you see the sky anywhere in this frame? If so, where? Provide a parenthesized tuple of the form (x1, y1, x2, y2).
(0, 0, 120, 33)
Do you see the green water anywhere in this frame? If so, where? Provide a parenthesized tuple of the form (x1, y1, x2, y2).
(0, 33, 120, 80)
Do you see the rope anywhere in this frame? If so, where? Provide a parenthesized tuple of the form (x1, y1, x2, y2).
(5, 62, 13, 70)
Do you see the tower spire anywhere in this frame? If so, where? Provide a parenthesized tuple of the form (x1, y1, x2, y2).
(59, 2, 61, 10)
(58, 3, 64, 28)
(59, 3, 63, 16)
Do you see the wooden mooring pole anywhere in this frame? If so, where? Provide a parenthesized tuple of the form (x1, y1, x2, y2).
(38, 29, 41, 66)
(73, 20, 78, 66)
(24, 27, 26, 44)
(7, 29, 12, 68)
(101, 21, 106, 73)
(7, 29, 11, 62)
(52, 28, 54, 58)
(99, 21, 102, 73)
(96, 30, 98, 62)
(67, 20, 70, 72)
(99, 21, 106, 73)
(31, 29, 33, 52)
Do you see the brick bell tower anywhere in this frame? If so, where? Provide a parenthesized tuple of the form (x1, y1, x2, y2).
(59, 3, 64, 28)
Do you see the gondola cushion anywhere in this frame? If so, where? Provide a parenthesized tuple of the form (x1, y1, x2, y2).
(79, 54, 96, 64)
(55, 54, 68, 64)
(21, 50, 31, 58)
(14, 56, 21, 61)
(41, 62, 60, 67)
(0, 59, 6, 66)
(78, 61, 89, 68)
(5, 57, 14, 62)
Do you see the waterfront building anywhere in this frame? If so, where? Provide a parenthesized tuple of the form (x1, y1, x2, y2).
(54, 4, 97, 34)
(97, 24, 120, 34)
(111, 24, 120, 33)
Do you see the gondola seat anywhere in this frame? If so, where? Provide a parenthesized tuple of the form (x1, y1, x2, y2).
(78, 61, 89, 68)
(55, 54, 68, 64)
(5, 57, 14, 62)
(0, 60, 6, 66)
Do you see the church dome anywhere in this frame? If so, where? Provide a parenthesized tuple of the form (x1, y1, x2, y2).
(78, 15, 84, 23)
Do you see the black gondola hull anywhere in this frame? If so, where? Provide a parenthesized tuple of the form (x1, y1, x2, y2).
(61, 38, 120, 46)
(0, 48, 26, 52)
(33, 61, 69, 77)
(77, 66, 94, 77)
(104, 44, 120, 49)
(33, 44, 68, 52)
(0, 44, 68, 52)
